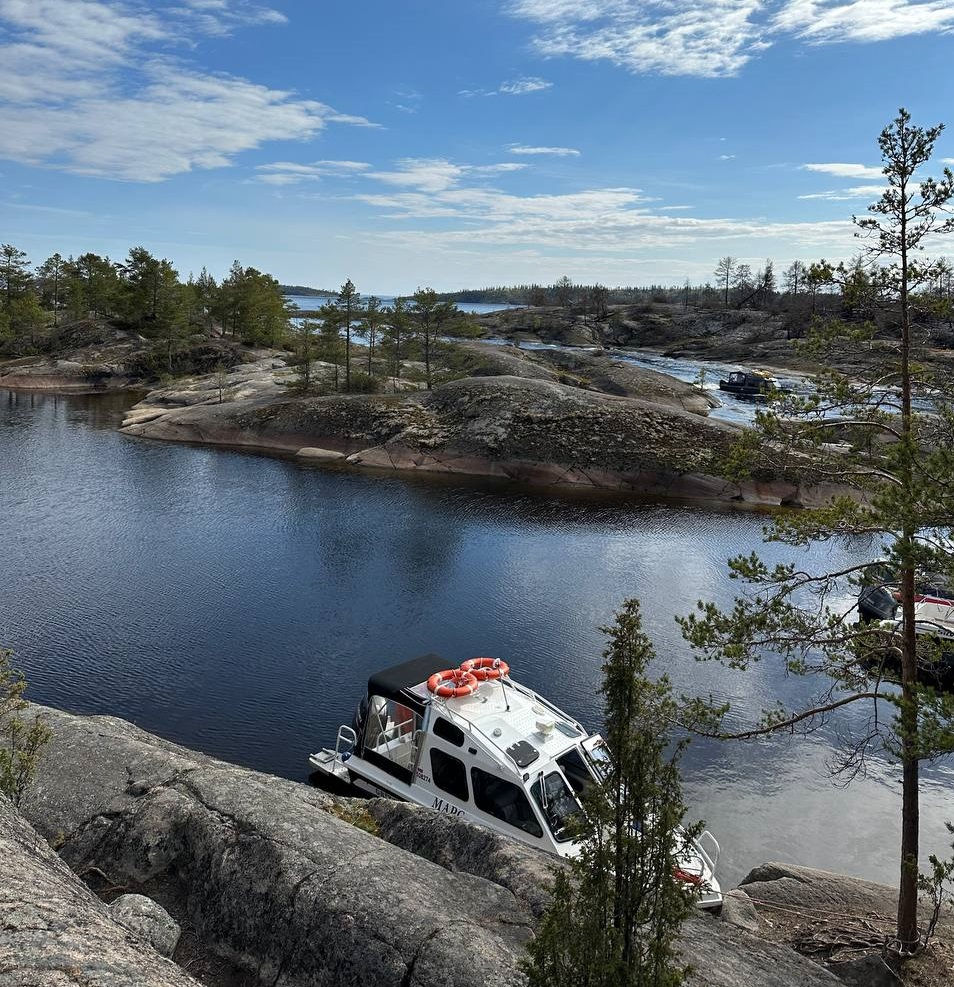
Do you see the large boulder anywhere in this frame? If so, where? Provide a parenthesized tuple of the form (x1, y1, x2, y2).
(19, 705, 531, 987)
(366, 798, 842, 987)
(740, 862, 903, 917)
(108, 894, 181, 958)
(0, 793, 199, 987)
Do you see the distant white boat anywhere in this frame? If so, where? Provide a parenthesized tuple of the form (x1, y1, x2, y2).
(309, 654, 722, 908)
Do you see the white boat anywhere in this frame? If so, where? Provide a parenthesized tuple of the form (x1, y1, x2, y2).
(309, 653, 723, 908)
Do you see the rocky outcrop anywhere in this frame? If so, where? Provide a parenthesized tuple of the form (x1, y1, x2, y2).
(15, 705, 850, 987)
(121, 370, 851, 507)
(0, 793, 200, 987)
(20, 705, 532, 987)
(739, 862, 954, 985)
(0, 320, 257, 394)
(366, 800, 842, 987)
(740, 861, 902, 916)
(455, 341, 716, 415)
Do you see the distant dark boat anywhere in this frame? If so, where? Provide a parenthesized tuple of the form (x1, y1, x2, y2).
(718, 370, 780, 400)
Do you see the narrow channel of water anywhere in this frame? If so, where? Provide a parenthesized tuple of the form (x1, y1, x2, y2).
(2, 387, 952, 888)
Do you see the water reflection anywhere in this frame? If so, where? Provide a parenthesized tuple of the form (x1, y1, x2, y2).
(1, 388, 952, 887)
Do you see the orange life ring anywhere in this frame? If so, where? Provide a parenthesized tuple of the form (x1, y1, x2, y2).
(459, 656, 510, 681)
(426, 669, 479, 698)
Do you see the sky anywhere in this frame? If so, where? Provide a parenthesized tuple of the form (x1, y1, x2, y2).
(1, 0, 953, 293)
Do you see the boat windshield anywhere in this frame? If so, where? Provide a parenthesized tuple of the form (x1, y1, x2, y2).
(531, 771, 580, 843)
(583, 740, 612, 782)
(556, 746, 596, 796)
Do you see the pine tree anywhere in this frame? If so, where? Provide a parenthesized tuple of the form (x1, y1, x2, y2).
(361, 295, 383, 375)
(337, 279, 359, 391)
(714, 256, 736, 309)
(317, 303, 343, 391)
(524, 600, 697, 987)
(679, 109, 954, 956)
(0, 244, 31, 312)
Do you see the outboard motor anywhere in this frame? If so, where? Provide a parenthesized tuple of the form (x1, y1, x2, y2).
(859, 585, 898, 623)
(351, 696, 369, 749)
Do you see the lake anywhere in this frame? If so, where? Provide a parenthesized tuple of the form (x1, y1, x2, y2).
(285, 294, 521, 315)
(2, 387, 952, 888)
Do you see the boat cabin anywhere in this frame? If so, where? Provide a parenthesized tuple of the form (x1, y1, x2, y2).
(344, 654, 604, 847)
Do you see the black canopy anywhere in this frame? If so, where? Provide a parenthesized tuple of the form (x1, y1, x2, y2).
(367, 653, 447, 707)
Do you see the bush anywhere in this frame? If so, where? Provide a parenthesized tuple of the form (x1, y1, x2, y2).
(1, 649, 51, 806)
(345, 371, 381, 393)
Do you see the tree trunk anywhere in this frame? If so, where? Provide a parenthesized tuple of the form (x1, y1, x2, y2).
(896, 149, 921, 950)
(424, 327, 431, 389)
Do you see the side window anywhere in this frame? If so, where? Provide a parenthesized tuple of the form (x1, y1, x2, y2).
(430, 748, 468, 801)
(433, 717, 465, 748)
(470, 767, 543, 838)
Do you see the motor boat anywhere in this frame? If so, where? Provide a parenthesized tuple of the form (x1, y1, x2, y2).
(718, 369, 780, 400)
(309, 653, 722, 908)
(858, 580, 954, 681)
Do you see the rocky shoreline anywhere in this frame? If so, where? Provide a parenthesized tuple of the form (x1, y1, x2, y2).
(5, 703, 935, 987)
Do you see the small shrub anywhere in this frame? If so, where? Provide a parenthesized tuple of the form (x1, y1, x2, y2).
(345, 371, 381, 393)
(0, 649, 51, 806)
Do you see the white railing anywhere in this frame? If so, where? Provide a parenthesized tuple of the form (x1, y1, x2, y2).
(335, 725, 357, 760)
(696, 829, 721, 870)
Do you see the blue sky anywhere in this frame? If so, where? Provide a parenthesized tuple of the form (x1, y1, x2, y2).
(1, 0, 953, 293)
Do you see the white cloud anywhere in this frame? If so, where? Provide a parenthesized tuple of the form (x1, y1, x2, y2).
(0, 0, 374, 181)
(798, 184, 886, 200)
(258, 157, 528, 191)
(774, 0, 954, 43)
(802, 162, 884, 178)
(507, 0, 768, 78)
(943, 158, 954, 164)
(327, 154, 855, 259)
(460, 76, 553, 97)
(508, 144, 581, 156)
(719, 154, 736, 160)
(499, 76, 553, 94)
(254, 160, 373, 185)
(506, 0, 954, 79)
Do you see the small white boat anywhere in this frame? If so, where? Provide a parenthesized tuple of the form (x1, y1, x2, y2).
(309, 654, 722, 908)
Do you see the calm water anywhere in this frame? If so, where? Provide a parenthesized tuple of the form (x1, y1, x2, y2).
(2, 388, 953, 887)
(285, 294, 521, 315)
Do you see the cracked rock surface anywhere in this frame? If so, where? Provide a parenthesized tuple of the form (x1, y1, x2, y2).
(19, 705, 531, 987)
(0, 793, 200, 987)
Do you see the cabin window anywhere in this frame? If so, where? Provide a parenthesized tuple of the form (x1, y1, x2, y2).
(470, 767, 543, 838)
(531, 771, 580, 843)
(361, 696, 422, 783)
(556, 746, 594, 796)
(433, 717, 465, 748)
(430, 748, 468, 801)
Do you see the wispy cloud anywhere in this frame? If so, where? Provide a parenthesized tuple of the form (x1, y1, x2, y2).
(719, 154, 736, 160)
(499, 76, 552, 94)
(459, 76, 553, 97)
(508, 144, 581, 156)
(506, 0, 954, 79)
(254, 160, 372, 186)
(774, 0, 954, 43)
(507, 0, 768, 78)
(798, 184, 886, 200)
(257, 157, 528, 190)
(802, 162, 884, 178)
(0, 0, 375, 182)
(388, 87, 423, 114)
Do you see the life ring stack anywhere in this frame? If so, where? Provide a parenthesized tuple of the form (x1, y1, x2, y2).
(426, 656, 510, 698)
